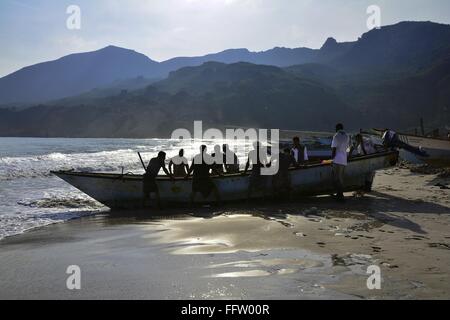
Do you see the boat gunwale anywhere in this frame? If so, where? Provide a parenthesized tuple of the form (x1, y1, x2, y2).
(373, 128, 450, 142)
(50, 150, 398, 181)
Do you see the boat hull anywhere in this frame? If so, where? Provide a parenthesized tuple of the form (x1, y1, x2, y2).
(373, 129, 450, 166)
(397, 134, 450, 166)
(52, 151, 398, 209)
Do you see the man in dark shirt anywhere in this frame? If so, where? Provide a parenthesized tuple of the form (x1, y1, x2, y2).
(143, 151, 172, 208)
(185, 145, 221, 206)
(243, 141, 270, 199)
(272, 148, 295, 199)
(222, 144, 240, 174)
(169, 149, 189, 178)
(211, 145, 225, 175)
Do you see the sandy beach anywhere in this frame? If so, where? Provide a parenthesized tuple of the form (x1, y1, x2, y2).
(0, 167, 449, 300)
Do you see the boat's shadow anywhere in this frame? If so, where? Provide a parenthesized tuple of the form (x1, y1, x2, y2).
(104, 192, 450, 235)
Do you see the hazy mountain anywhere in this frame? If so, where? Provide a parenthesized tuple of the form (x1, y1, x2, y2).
(1, 21, 450, 137)
(50, 76, 159, 107)
(286, 55, 450, 131)
(285, 63, 342, 85)
(2, 21, 450, 105)
(341, 52, 450, 130)
(1, 52, 449, 138)
(333, 21, 450, 74)
(0, 46, 159, 104)
(0, 46, 322, 105)
(317, 37, 354, 63)
(156, 61, 307, 95)
(0, 62, 352, 138)
(160, 47, 317, 72)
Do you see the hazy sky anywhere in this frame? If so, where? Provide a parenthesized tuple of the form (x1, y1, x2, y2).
(1, 0, 450, 77)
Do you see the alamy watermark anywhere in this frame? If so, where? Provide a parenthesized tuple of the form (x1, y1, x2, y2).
(367, 5, 381, 30)
(171, 121, 280, 176)
(66, 265, 81, 290)
(66, 5, 81, 30)
(366, 265, 382, 290)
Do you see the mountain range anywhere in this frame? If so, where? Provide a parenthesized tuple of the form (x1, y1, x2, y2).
(0, 21, 449, 138)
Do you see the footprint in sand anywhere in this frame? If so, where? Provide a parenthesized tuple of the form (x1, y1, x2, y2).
(381, 262, 399, 269)
(428, 243, 450, 250)
(207, 258, 324, 278)
(294, 232, 307, 237)
(405, 235, 430, 241)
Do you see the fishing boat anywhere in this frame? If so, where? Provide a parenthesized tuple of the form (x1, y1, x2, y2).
(397, 134, 450, 166)
(373, 129, 450, 166)
(52, 150, 398, 209)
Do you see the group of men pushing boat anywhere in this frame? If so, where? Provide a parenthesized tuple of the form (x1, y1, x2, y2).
(142, 123, 379, 208)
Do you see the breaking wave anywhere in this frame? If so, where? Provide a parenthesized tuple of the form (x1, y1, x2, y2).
(0, 137, 252, 241)
(18, 196, 105, 209)
(0, 149, 151, 181)
(0, 139, 251, 181)
(0, 210, 103, 240)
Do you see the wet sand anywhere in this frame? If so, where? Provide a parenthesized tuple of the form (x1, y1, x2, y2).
(0, 168, 449, 300)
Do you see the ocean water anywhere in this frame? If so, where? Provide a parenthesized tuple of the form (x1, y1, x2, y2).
(0, 137, 252, 240)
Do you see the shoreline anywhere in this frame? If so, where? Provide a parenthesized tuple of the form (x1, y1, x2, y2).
(1, 168, 449, 299)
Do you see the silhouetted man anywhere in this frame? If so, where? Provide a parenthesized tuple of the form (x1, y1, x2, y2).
(243, 141, 270, 199)
(143, 151, 172, 208)
(186, 145, 221, 206)
(223, 144, 240, 174)
(211, 145, 225, 175)
(169, 149, 189, 178)
(272, 148, 295, 199)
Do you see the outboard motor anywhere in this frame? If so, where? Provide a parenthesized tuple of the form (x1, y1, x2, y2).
(382, 130, 429, 157)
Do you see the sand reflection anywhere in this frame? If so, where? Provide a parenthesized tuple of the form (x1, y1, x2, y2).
(144, 213, 310, 255)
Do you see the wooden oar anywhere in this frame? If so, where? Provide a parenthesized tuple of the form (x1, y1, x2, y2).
(138, 152, 147, 171)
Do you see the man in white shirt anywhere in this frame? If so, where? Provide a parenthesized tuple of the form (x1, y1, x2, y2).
(331, 123, 350, 201)
(291, 137, 309, 166)
(349, 134, 378, 192)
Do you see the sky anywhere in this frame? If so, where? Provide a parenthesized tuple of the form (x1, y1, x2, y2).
(1, 0, 450, 77)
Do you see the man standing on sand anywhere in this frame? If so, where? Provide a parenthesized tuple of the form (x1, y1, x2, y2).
(331, 123, 350, 202)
